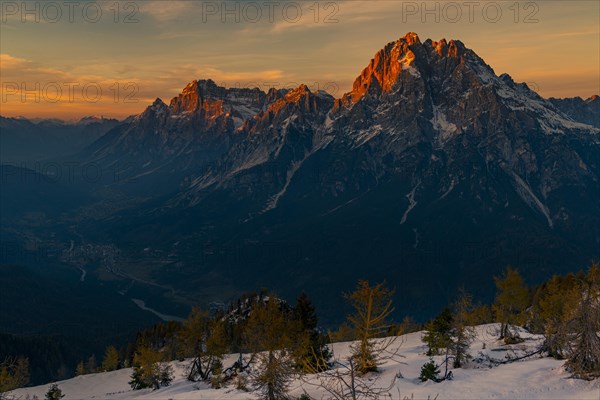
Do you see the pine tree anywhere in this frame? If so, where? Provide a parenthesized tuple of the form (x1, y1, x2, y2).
(295, 292, 318, 330)
(419, 358, 440, 382)
(450, 290, 476, 368)
(101, 345, 120, 372)
(493, 267, 529, 342)
(422, 308, 453, 356)
(293, 292, 331, 373)
(45, 384, 64, 400)
(346, 280, 397, 374)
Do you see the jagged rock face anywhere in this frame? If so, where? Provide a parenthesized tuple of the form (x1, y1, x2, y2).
(322, 34, 597, 230)
(82, 81, 273, 194)
(77, 33, 599, 317)
(170, 84, 336, 210)
(169, 79, 268, 126)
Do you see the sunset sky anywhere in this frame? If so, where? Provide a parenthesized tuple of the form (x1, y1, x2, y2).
(1, 0, 599, 120)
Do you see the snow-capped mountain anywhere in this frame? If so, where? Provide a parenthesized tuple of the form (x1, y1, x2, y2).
(29, 33, 600, 317)
(88, 32, 598, 198)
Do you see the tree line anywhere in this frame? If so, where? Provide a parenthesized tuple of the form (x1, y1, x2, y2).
(2, 263, 598, 399)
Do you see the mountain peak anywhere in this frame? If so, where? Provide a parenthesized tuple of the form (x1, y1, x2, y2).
(182, 79, 219, 95)
(338, 33, 484, 107)
(260, 83, 333, 117)
(169, 79, 225, 114)
(285, 84, 311, 99)
(152, 98, 166, 107)
(402, 31, 421, 45)
(341, 32, 424, 104)
(136, 97, 167, 121)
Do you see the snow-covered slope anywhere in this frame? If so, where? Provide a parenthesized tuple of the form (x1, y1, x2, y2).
(9, 325, 599, 400)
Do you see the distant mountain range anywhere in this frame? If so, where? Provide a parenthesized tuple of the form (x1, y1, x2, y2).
(1, 33, 598, 324)
(0, 115, 120, 163)
(548, 96, 600, 128)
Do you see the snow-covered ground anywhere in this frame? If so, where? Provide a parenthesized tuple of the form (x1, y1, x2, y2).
(9, 324, 599, 399)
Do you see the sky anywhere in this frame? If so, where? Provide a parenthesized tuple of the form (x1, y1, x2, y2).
(1, 0, 599, 120)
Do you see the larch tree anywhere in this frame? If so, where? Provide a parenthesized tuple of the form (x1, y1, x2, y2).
(535, 274, 578, 359)
(75, 361, 86, 376)
(0, 356, 29, 392)
(179, 307, 228, 382)
(493, 267, 529, 342)
(101, 345, 120, 372)
(302, 281, 402, 400)
(129, 346, 173, 390)
(346, 280, 398, 374)
(244, 295, 296, 400)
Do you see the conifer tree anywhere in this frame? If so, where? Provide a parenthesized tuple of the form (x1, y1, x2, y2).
(245, 295, 295, 400)
(535, 274, 578, 359)
(346, 280, 397, 374)
(450, 290, 476, 368)
(419, 358, 440, 382)
(422, 308, 453, 356)
(293, 292, 331, 373)
(75, 361, 86, 376)
(45, 384, 64, 400)
(493, 267, 529, 342)
(179, 307, 228, 382)
(467, 304, 493, 325)
(0, 366, 10, 393)
(85, 354, 97, 374)
(101, 345, 120, 372)
(129, 346, 173, 390)
(567, 264, 600, 378)
(0, 356, 30, 392)
(12, 357, 29, 389)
